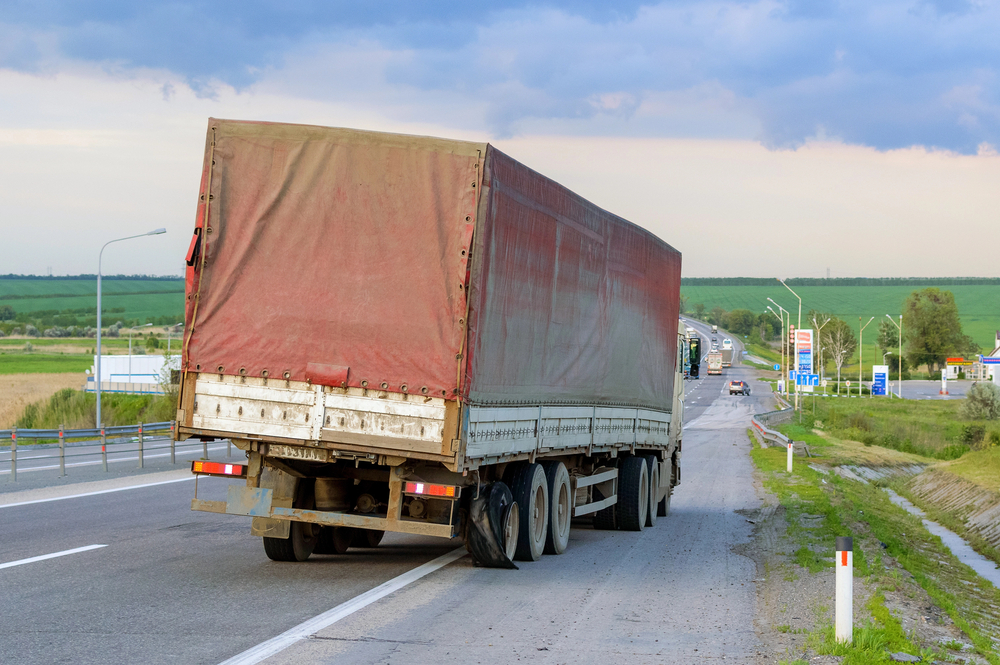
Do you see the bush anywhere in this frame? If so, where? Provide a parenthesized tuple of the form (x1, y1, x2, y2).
(961, 424, 986, 445)
(961, 382, 1000, 420)
(145, 335, 160, 351)
(23, 342, 33, 352)
(24, 324, 39, 337)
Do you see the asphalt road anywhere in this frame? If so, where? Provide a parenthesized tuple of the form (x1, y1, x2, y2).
(1, 357, 777, 664)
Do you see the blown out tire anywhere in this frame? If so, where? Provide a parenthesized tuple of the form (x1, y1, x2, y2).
(616, 456, 648, 532)
(542, 461, 571, 555)
(505, 463, 549, 562)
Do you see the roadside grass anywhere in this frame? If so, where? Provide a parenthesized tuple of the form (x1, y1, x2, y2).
(15, 388, 176, 431)
(752, 440, 1000, 664)
(938, 447, 1000, 493)
(800, 399, 981, 461)
(0, 354, 93, 374)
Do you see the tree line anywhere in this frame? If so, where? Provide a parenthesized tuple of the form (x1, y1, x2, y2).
(685, 287, 981, 384)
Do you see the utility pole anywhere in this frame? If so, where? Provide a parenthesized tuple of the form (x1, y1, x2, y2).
(779, 280, 803, 411)
(859, 316, 875, 397)
(885, 314, 903, 399)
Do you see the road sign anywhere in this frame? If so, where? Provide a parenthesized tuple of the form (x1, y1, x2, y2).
(795, 373, 820, 387)
(846, 381, 851, 387)
(821, 379, 828, 387)
(980, 355, 1000, 365)
(872, 365, 888, 396)
(789, 370, 797, 380)
(795, 329, 814, 391)
(773, 364, 780, 371)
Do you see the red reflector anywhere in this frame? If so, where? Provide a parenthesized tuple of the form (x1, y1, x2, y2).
(841, 551, 848, 566)
(191, 461, 244, 476)
(404, 482, 457, 498)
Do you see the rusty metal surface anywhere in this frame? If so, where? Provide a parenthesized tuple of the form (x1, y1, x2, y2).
(225, 486, 273, 517)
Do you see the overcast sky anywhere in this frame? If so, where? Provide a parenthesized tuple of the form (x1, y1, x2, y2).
(2, 1, 998, 277)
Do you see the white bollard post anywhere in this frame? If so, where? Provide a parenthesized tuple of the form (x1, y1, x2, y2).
(836, 536, 853, 644)
(786, 440, 793, 473)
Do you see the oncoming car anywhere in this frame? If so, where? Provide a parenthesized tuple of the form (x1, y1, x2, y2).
(729, 380, 750, 395)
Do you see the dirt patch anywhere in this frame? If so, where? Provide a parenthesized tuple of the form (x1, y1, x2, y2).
(0, 373, 85, 428)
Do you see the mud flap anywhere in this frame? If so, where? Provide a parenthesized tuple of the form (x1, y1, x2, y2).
(466, 482, 518, 569)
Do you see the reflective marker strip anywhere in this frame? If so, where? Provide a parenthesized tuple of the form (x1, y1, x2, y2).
(217, 547, 467, 665)
(0, 544, 107, 570)
(842, 551, 848, 566)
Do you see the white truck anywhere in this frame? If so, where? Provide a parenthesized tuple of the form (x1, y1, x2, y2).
(707, 351, 723, 375)
(176, 119, 686, 568)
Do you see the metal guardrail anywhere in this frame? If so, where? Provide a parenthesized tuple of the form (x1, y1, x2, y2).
(751, 402, 811, 457)
(2, 422, 232, 482)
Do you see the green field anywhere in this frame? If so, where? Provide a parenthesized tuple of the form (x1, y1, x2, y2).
(0, 353, 94, 375)
(0, 278, 184, 328)
(682, 284, 1000, 351)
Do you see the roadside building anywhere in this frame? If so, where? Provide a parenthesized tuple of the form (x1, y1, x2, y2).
(84, 354, 180, 395)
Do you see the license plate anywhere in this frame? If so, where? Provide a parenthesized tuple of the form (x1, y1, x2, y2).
(269, 444, 328, 462)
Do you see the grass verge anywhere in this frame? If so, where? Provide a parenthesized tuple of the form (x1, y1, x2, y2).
(15, 388, 176, 432)
(752, 439, 1000, 664)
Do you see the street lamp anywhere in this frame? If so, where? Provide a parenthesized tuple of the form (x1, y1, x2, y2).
(778, 280, 803, 411)
(127, 323, 153, 383)
(766, 306, 784, 385)
(811, 313, 831, 384)
(166, 322, 183, 355)
(96, 228, 166, 428)
(859, 316, 875, 397)
(885, 314, 903, 399)
(768, 298, 790, 396)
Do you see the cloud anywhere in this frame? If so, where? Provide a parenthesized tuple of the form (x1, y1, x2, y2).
(1, 1, 999, 151)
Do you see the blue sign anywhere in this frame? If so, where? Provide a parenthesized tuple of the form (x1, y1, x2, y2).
(797, 350, 812, 374)
(872, 370, 887, 396)
(795, 373, 820, 386)
(980, 355, 1000, 365)
(773, 364, 780, 371)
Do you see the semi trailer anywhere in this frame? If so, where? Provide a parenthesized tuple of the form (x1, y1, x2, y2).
(176, 119, 684, 568)
(706, 351, 723, 375)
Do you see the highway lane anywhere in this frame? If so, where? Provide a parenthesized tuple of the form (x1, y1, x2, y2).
(1, 360, 776, 665)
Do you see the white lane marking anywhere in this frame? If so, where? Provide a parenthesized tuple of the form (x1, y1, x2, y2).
(0, 477, 195, 509)
(219, 547, 468, 665)
(0, 444, 230, 475)
(0, 544, 107, 570)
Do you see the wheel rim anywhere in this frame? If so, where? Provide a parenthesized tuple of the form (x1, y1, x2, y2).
(639, 470, 648, 526)
(532, 484, 545, 544)
(503, 503, 520, 560)
(556, 482, 570, 535)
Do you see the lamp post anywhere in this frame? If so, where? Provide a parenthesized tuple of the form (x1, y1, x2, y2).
(166, 323, 183, 356)
(779, 280, 803, 411)
(859, 316, 875, 397)
(885, 314, 903, 399)
(768, 298, 790, 396)
(127, 323, 153, 383)
(811, 313, 831, 384)
(767, 306, 785, 392)
(96, 228, 166, 428)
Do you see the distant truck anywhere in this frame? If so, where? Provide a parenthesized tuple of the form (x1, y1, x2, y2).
(711, 325, 718, 334)
(721, 348, 733, 368)
(707, 351, 723, 375)
(175, 118, 685, 569)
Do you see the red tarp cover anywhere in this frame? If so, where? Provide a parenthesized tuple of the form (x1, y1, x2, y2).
(463, 147, 682, 411)
(184, 119, 485, 399)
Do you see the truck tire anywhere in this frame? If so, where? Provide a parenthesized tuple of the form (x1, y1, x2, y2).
(314, 526, 354, 554)
(657, 490, 671, 517)
(616, 456, 648, 532)
(506, 463, 549, 561)
(351, 529, 385, 548)
(542, 461, 571, 555)
(466, 481, 519, 569)
(263, 521, 319, 561)
(645, 455, 659, 528)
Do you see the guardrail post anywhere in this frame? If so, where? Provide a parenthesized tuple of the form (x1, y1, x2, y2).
(203, 439, 208, 459)
(9, 426, 16, 482)
(836, 536, 853, 643)
(59, 424, 66, 477)
(170, 423, 175, 465)
(227, 439, 232, 457)
(100, 425, 108, 472)
(138, 423, 144, 469)
(787, 440, 794, 473)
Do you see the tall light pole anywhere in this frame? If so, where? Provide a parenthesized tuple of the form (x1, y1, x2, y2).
(779, 279, 803, 411)
(885, 314, 903, 399)
(859, 316, 875, 397)
(128, 323, 153, 383)
(768, 298, 790, 396)
(767, 306, 785, 390)
(96, 228, 166, 428)
(166, 322, 183, 356)
(811, 313, 831, 383)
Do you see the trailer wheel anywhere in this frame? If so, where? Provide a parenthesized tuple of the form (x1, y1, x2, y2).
(466, 481, 519, 569)
(542, 461, 571, 555)
(657, 490, 671, 517)
(263, 521, 319, 561)
(645, 455, 659, 528)
(616, 456, 648, 532)
(314, 527, 354, 554)
(506, 463, 549, 561)
(351, 529, 385, 548)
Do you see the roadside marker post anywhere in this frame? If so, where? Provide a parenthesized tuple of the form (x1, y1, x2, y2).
(836, 536, 853, 643)
(170, 423, 176, 464)
(138, 423, 144, 469)
(100, 426, 108, 472)
(787, 441, 793, 473)
(10, 427, 16, 482)
(59, 424, 66, 477)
